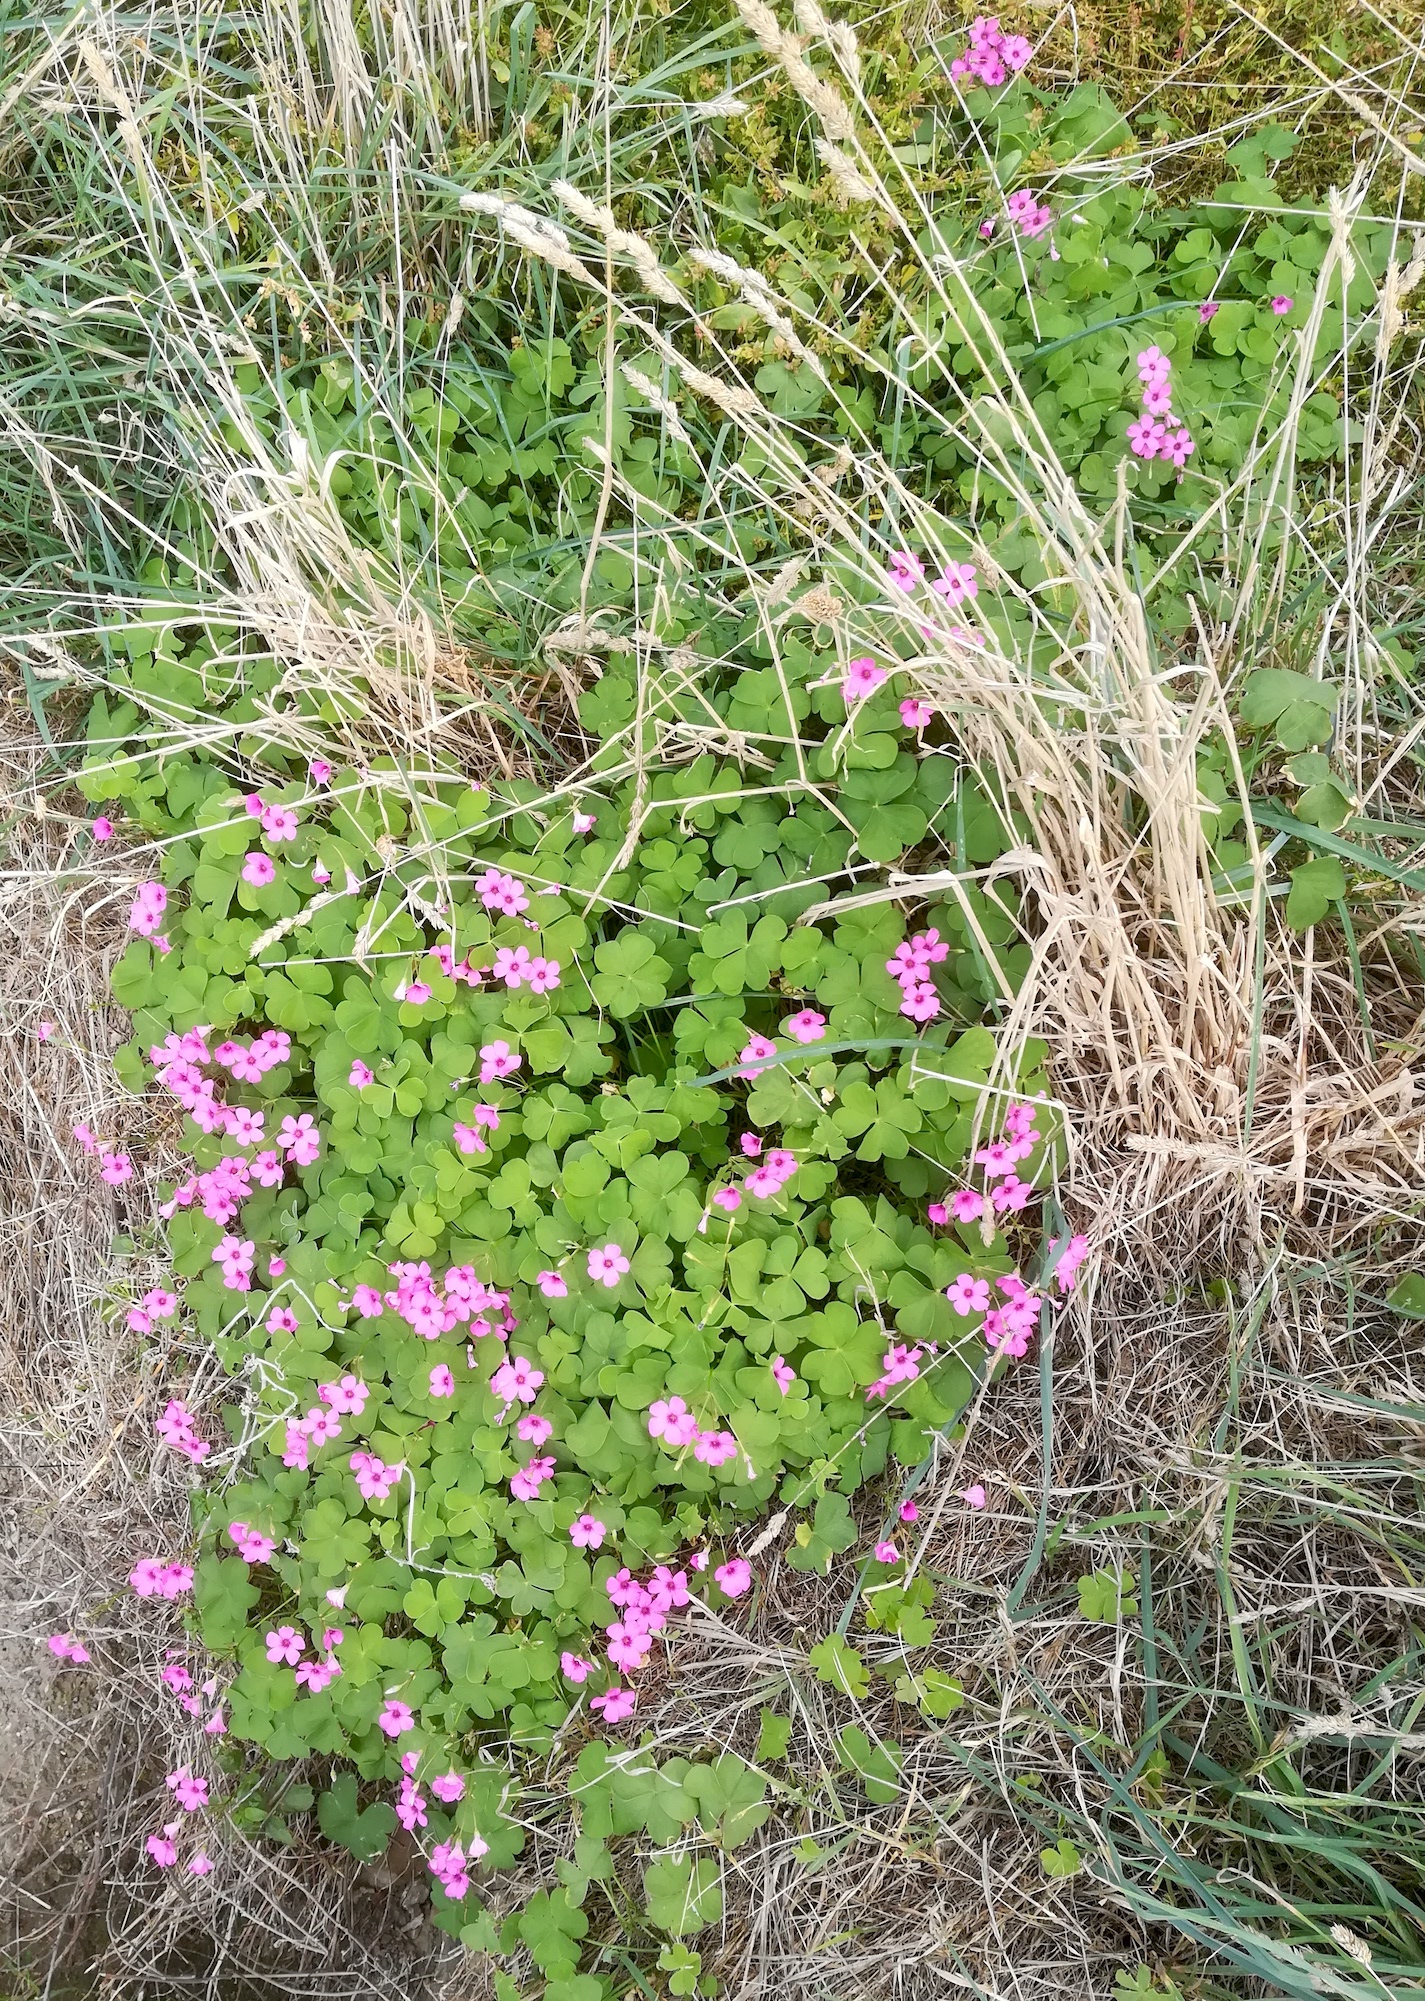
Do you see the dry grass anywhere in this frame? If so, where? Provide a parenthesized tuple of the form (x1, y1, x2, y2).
(4, 0, 1425, 1994)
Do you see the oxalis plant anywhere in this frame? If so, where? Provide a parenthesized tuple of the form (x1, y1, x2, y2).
(37, 0, 1404, 1981)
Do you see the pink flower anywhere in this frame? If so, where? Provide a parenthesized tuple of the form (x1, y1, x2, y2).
(737, 1033, 776, 1078)
(510, 1454, 555, 1501)
(990, 1174, 1032, 1214)
(36, 1020, 55, 1041)
(309, 759, 332, 784)
(491, 1354, 543, 1404)
(1199, 300, 1219, 321)
(1270, 294, 1293, 315)
(712, 1187, 741, 1213)
(573, 810, 597, 833)
(899, 1500, 919, 1523)
(931, 560, 978, 606)
(739, 1132, 763, 1158)
(92, 816, 114, 841)
(843, 655, 889, 701)
(927, 1201, 949, 1226)
(128, 882, 167, 934)
(517, 1412, 553, 1445)
(430, 1772, 465, 1803)
(561, 1652, 594, 1682)
(378, 1700, 415, 1738)
(783, 1008, 826, 1045)
(590, 1685, 636, 1723)
(900, 697, 934, 729)
(349, 1451, 401, 1501)
(474, 868, 530, 917)
(348, 1060, 374, 1088)
(978, 216, 995, 238)
(1127, 414, 1166, 459)
(241, 852, 275, 887)
(587, 1243, 630, 1287)
(873, 1540, 899, 1564)
(429, 1364, 455, 1398)
(48, 1632, 90, 1663)
(886, 549, 925, 592)
(946, 1274, 990, 1316)
(478, 1039, 520, 1082)
(265, 1626, 304, 1665)
(714, 1558, 752, 1598)
(321, 1374, 369, 1414)
(166, 1766, 209, 1812)
(146, 1826, 179, 1867)
(261, 805, 298, 842)
(401, 980, 432, 1005)
(570, 1513, 606, 1549)
(647, 1396, 696, 1445)
(188, 1851, 213, 1876)
(535, 1269, 568, 1298)
(962, 1484, 988, 1509)
(693, 1429, 738, 1468)
(278, 1113, 321, 1164)
(313, 864, 331, 884)
(771, 1355, 794, 1394)
(266, 1305, 299, 1335)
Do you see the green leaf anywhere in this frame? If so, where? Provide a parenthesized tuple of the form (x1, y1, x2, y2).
(835, 1723, 901, 1803)
(1285, 855, 1347, 930)
(518, 1888, 588, 1974)
(757, 1709, 792, 1760)
(684, 1754, 769, 1848)
(1387, 1274, 1425, 1318)
(316, 1775, 396, 1863)
(1077, 1568, 1138, 1623)
(643, 1855, 723, 1936)
(1040, 1838, 1082, 1879)
(808, 1633, 869, 1699)
(1239, 669, 1336, 750)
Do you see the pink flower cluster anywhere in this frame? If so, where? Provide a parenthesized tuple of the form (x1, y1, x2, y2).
(1006, 187, 1053, 237)
(452, 1104, 501, 1155)
(350, 1450, 402, 1501)
(127, 1285, 177, 1336)
(429, 1832, 488, 1900)
(867, 1341, 925, 1399)
(603, 1561, 691, 1672)
(227, 1520, 277, 1563)
(48, 1632, 91, 1664)
(244, 793, 299, 842)
(510, 1453, 555, 1501)
(1126, 347, 1194, 467)
(647, 1397, 739, 1469)
(492, 945, 560, 992)
(156, 1399, 210, 1464)
(129, 1556, 194, 1598)
(428, 942, 484, 986)
(886, 927, 949, 1023)
(128, 881, 168, 937)
(950, 13, 1032, 87)
(1048, 1231, 1091, 1292)
(474, 868, 530, 917)
(359, 1260, 514, 1341)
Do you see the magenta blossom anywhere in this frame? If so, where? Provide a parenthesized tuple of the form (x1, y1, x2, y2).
(561, 1651, 594, 1682)
(430, 1771, 465, 1803)
(899, 1499, 920, 1523)
(714, 1557, 752, 1598)
(241, 852, 275, 887)
(783, 1008, 826, 1045)
(873, 1540, 899, 1564)
(737, 1033, 776, 1078)
(570, 1513, 606, 1549)
(771, 1355, 795, 1394)
(886, 549, 925, 592)
(900, 697, 934, 729)
(962, 1483, 988, 1509)
(1270, 294, 1293, 315)
(590, 1685, 636, 1722)
(378, 1700, 415, 1739)
(587, 1242, 630, 1287)
(843, 655, 889, 701)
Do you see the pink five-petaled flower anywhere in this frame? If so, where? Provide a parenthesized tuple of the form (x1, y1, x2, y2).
(1271, 294, 1293, 315)
(843, 655, 889, 702)
(429, 1364, 455, 1398)
(100, 1152, 133, 1185)
(927, 1201, 949, 1225)
(348, 1059, 374, 1088)
(715, 1558, 752, 1598)
(737, 1033, 776, 1078)
(277, 1113, 320, 1165)
(378, 1700, 415, 1739)
(886, 549, 925, 592)
(570, 1513, 606, 1550)
(349, 1451, 401, 1501)
(900, 697, 934, 729)
(1127, 414, 1166, 459)
(947, 1273, 991, 1316)
(590, 1685, 636, 1723)
(962, 1484, 988, 1509)
(128, 882, 167, 935)
(873, 1540, 899, 1564)
(517, 1412, 553, 1445)
(783, 1008, 826, 1045)
(561, 1652, 594, 1683)
(932, 560, 978, 606)
(309, 759, 332, 785)
(950, 1188, 985, 1222)
(771, 1355, 795, 1395)
(740, 1132, 763, 1158)
(92, 816, 115, 841)
(693, 1429, 738, 1467)
(430, 1772, 465, 1803)
(478, 1039, 520, 1083)
(536, 1269, 568, 1298)
(647, 1396, 698, 1447)
(899, 1500, 920, 1523)
(241, 851, 276, 887)
(189, 1852, 213, 1876)
(146, 1825, 180, 1867)
(510, 1455, 555, 1502)
(265, 1626, 304, 1665)
(712, 1187, 741, 1213)
(491, 1354, 543, 1405)
(321, 1374, 369, 1415)
(261, 805, 298, 843)
(129, 1557, 194, 1599)
(587, 1243, 630, 1288)
(166, 1767, 209, 1812)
